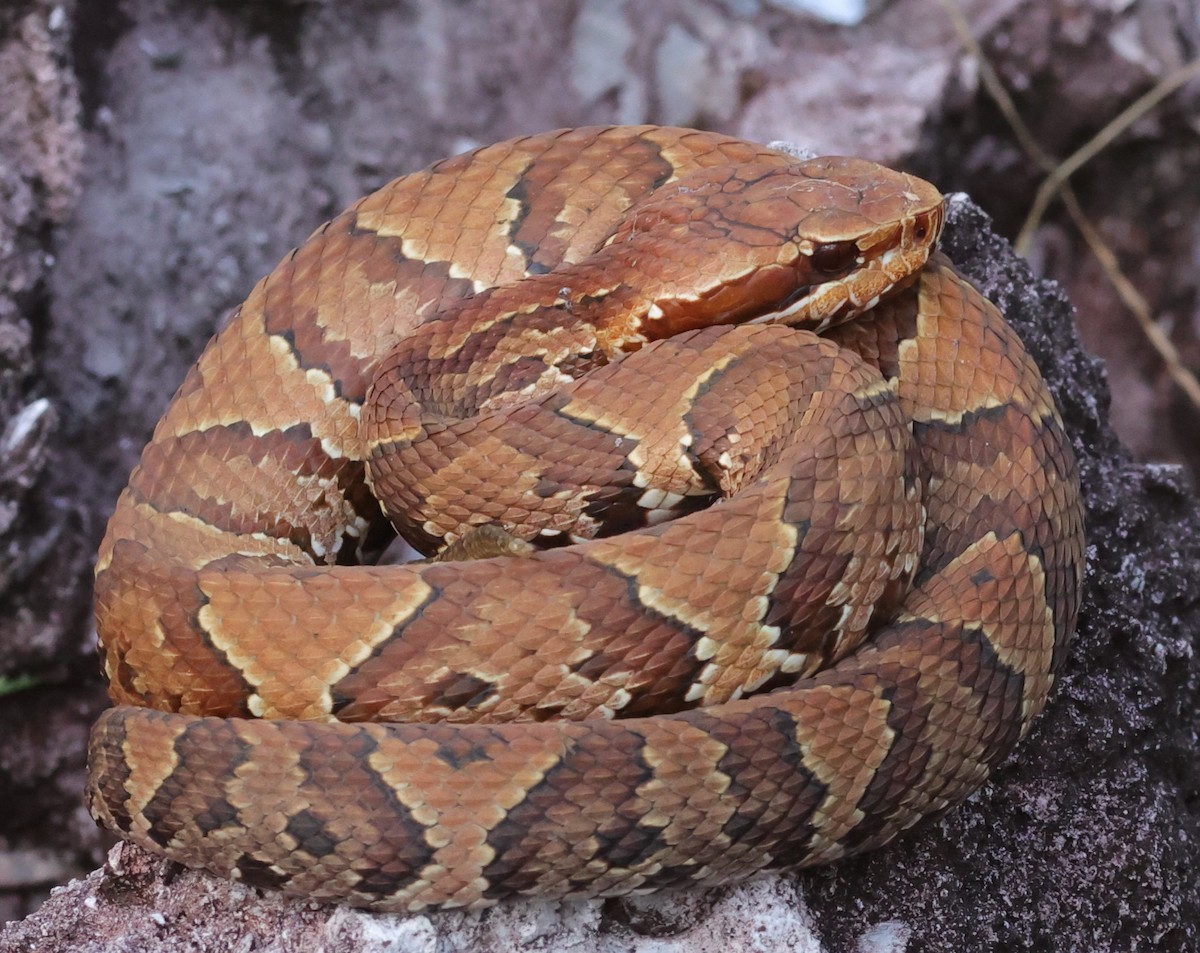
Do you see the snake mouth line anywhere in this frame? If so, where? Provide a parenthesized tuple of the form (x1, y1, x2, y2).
(745, 192, 946, 332)
(747, 243, 923, 333)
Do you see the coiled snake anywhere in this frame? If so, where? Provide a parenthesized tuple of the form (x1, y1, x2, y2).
(86, 125, 1085, 912)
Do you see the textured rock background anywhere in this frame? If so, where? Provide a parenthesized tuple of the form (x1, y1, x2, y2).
(1, 0, 1197, 950)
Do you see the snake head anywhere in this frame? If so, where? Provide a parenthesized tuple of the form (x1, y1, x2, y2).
(739, 155, 947, 331)
(598, 156, 946, 348)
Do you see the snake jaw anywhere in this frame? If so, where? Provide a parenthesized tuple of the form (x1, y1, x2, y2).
(746, 240, 930, 332)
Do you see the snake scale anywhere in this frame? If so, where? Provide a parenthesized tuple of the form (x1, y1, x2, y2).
(86, 125, 1085, 912)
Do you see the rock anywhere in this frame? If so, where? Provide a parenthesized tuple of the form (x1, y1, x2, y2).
(0, 0, 101, 924)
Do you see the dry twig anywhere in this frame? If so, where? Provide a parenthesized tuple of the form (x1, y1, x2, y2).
(937, 0, 1200, 413)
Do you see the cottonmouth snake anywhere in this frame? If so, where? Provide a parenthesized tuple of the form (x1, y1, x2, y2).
(86, 125, 1085, 911)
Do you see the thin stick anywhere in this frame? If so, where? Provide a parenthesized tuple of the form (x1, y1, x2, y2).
(936, 0, 1054, 172)
(1017, 57, 1200, 251)
(938, 0, 1200, 413)
(1060, 191, 1200, 410)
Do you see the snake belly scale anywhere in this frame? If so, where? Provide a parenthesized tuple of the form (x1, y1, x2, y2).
(85, 125, 1085, 911)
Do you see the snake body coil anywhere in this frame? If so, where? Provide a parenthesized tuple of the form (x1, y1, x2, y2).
(86, 126, 1085, 911)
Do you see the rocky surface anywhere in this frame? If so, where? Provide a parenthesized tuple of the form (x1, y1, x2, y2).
(0, 0, 109, 927)
(1, 0, 1197, 949)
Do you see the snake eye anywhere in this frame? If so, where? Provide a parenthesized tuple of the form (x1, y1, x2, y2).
(810, 241, 858, 274)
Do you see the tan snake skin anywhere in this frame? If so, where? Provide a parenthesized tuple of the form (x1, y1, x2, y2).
(86, 125, 1085, 912)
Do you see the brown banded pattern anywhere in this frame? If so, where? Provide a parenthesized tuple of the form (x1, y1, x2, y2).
(87, 126, 1085, 912)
